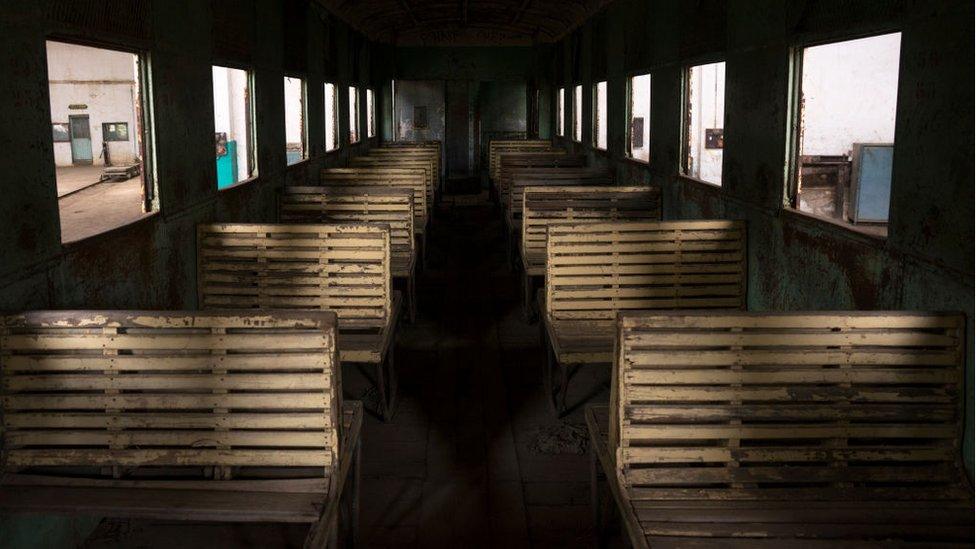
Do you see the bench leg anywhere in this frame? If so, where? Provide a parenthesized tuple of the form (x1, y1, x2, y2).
(376, 347, 399, 422)
(506, 231, 513, 272)
(522, 273, 535, 323)
(542, 329, 568, 418)
(421, 234, 428, 272)
(590, 444, 606, 548)
(347, 437, 362, 548)
(408, 273, 417, 324)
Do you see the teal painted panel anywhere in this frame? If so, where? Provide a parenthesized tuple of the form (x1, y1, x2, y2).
(70, 137, 92, 163)
(0, 515, 100, 548)
(216, 140, 238, 189)
(850, 143, 893, 223)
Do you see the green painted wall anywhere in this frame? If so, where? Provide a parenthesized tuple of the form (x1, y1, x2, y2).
(0, 516, 100, 549)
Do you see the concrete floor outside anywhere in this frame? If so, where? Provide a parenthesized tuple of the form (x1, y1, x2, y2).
(56, 165, 149, 244)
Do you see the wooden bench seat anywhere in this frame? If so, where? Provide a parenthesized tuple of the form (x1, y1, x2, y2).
(587, 311, 974, 548)
(350, 156, 436, 215)
(320, 167, 429, 267)
(280, 186, 418, 323)
(0, 310, 362, 548)
(494, 151, 580, 204)
(504, 169, 612, 268)
(197, 223, 402, 421)
(488, 139, 554, 182)
(540, 220, 747, 416)
(366, 145, 441, 200)
(520, 186, 663, 319)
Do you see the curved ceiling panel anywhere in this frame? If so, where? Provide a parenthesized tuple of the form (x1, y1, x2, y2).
(316, 0, 614, 46)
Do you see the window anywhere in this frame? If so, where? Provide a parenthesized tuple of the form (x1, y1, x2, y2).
(46, 40, 157, 244)
(102, 122, 129, 142)
(593, 81, 607, 150)
(683, 62, 726, 185)
(367, 88, 376, 138)
(52, 123, 70, 142)
(283, 76, 306, 165)
(391, 80, 397, 141)
(572, 84, 583, 142)
(790, 33, 901, 232)
(556, 88, 565, 136)
(212, 65, 255, 189)
(324, 83, 338, 151)
(627, 74, 651, 162)
(348, 86, 360, 144)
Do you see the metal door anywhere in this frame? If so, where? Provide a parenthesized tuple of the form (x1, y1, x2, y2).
(69, 115, 93, 165)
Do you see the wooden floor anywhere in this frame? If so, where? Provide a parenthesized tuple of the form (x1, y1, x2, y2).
(83, 190, 625, 548)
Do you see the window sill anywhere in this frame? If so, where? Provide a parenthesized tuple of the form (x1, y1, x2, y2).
(782, 207, 888, 242)
(621, 156, 650, 167)
(677, 173, 722, 189)
(61, 210, 159, 248)
(218, 175, 259, 193)
(286, 158, 311, 170)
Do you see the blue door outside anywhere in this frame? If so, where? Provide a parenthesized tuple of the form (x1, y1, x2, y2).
(69, 115, 93, 165)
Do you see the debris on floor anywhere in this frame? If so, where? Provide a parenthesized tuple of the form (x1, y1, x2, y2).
(530, 422, 588, 455)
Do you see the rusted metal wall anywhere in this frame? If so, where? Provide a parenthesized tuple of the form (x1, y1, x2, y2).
(543, 0, 975, 478)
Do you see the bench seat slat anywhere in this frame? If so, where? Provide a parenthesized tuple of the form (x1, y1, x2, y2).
(3, 353, 329, 372)
(0, 485, 326, 523)
(6, 448, 332, 468)
(4, 392, 331, 409)
(5, 412, 332, 429)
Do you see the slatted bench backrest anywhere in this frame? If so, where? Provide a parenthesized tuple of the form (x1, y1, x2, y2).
(508, 170, 613, 221)
(367, 147, 440, 173)
(613, 311, 967, 501)
(349, 157, 435, 207)
(366, 148, 441, 183)
(0, 310, 340, 481)
(522, 186, 663, 267)
(498, 153, 583, 199)
(197, 224, 391, 326)
(320, 168, 428, 229)
(279, 187, 415, 271)
(489, 140, 554, 180)
(498, 151, 578, 177)
(546, 220, 747, 321)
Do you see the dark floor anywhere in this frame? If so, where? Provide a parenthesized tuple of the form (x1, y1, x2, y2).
(84, 191, 624, 548)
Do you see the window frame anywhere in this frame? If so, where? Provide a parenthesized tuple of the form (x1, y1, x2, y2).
(101, 122, 130, 142)
(625, 72, 651, 163)
(283, 74, 308, 165)
(324, 82, 339, 152)
(572, 84, 583, 143)
(592, 80, 608, 151)
(681, 60, 727, 186)
(556, 87, 565, 137)
(785, 31, 901, 236)
(348, 85, 361, 145)
(366, 88, 376, 139)
(212, 63, 258, 189)
(46, 36, 160, 243)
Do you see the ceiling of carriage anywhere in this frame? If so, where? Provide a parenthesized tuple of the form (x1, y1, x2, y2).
(315, 0, 615, 46)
